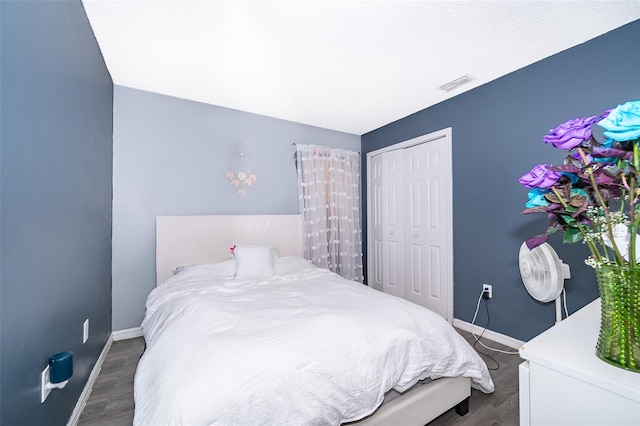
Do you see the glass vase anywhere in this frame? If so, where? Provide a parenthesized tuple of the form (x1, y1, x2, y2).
(594, 262, 640, 372)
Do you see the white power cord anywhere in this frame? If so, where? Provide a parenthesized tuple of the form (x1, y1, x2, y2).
(470, 291, 520, 355)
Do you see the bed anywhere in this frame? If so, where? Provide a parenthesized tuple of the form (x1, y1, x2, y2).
(133, 214, 494, 425)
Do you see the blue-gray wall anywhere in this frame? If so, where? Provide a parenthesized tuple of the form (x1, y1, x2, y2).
(112, 86, 360, 330)
(1, 2, 113, 425)
(362, 20, 640, 341)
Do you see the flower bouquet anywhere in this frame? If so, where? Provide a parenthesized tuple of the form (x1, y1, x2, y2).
(519, 100, 640, 372)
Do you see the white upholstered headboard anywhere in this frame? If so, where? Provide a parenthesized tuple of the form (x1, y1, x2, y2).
(155, 214, 304, 284)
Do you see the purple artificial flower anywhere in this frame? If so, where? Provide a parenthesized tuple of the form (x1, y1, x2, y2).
(597, 100, 640, 142)
(519, 164, 562, 189)
(544, 116, 598, 150)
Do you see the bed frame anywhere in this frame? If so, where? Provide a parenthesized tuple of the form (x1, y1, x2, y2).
(155, 214, 471, 425)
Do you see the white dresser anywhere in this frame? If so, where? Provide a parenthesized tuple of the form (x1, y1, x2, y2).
(519, 298, 640, 426)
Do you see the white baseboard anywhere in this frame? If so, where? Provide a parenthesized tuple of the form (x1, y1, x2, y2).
(112, 327, 143, 341)
(67, 333, 114, 426)
(453, 318, 525, 350)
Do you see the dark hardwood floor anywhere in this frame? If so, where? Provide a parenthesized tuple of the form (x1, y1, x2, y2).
(78, 337, 144, 426)
(78, 330, 521, 425)
(428, 331, 521, 426)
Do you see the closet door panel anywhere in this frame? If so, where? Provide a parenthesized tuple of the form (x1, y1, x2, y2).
(428, 246, 442, 299)
(404, 144, 428, 306)
(422, 139, 451, 319)
(381, 150, 404, 298)
(408, 243, 423, 295)
(370, 155, 384, 291)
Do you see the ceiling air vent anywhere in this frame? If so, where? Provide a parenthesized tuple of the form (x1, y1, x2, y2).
(439, 74, 474, 92)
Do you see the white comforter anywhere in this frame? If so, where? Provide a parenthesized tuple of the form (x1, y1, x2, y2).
(134, 257, 494, 426)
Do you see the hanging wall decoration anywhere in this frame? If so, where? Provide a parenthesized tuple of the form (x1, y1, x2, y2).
(225, 142, 257, 196)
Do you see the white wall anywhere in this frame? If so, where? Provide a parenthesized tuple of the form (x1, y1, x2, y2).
(112, 86, 360, 330)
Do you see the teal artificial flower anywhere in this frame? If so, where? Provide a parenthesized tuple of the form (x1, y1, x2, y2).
(598, 100, 640, 142)
(525, 188, 551, 208)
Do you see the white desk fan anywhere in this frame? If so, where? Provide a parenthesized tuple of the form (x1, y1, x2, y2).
(519, 242, 571, 323)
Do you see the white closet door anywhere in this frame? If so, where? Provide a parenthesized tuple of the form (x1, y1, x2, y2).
(404, 139, 451, 319)
(404, 143, 427, 307)
(366, 128, 453, 322)
(369, 154, 384, 291)
(381, 150, 404, 298)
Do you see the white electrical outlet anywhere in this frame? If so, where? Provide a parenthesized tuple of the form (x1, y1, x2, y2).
(83, 319, 89, 344)
(482, 283, 493, 299)
(41, 365, 51, 403)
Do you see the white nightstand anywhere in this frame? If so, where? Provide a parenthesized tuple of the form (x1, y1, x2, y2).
(519, 298, 640, 426)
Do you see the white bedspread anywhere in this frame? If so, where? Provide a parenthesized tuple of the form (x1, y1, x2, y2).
(134, 257, 494, 426)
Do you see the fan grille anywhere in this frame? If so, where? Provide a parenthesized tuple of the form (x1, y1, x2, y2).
(519, 242, 565, 303)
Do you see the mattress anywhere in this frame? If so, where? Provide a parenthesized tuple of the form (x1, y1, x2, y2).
(134, 256, 494, 425)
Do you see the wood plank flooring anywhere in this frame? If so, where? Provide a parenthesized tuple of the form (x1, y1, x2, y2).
(428, 331, 521, 426)
(78, 330, 521, 425)
(78, 337, 145, 426)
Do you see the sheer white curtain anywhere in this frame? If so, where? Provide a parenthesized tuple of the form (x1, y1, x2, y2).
(295, 144, 363, 282)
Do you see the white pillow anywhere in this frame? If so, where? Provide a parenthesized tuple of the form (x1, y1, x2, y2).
(233, 245, 276, 279)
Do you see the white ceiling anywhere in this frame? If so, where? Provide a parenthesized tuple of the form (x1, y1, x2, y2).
(83, 1, 640, 135)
